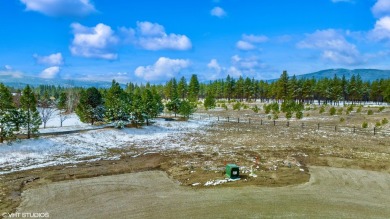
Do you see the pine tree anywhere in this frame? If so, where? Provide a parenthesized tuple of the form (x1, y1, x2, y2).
(178, 76, 188, 99)
(76, 87, 104, 125)
(131, 89, 144, 127)
(105, 80, 130, 123)
(57, 92, 69, 127)
(166, 99, 181, 117)
(188, 74, 200, 102)
(0, 83, 20, 143)
(204, 91, 216, 110)
(179, 100, 196, 119)
(20, 85, 41, 139)
(276, 71, 289, 102)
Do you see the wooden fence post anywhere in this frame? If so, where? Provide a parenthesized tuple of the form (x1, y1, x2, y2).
(218, 116, 219, 122)
(274, 120, 276, 126)
(287, 121, 289, 127)
(301, 122, 304, 129)
(374, 127, 376, 135)
(238, 118, 240, 123)
(227, 117, 229, 122)
(317, 123, 320, 130)
(249, 118, 251, 124)
(261, 119, 263, 125)
(335, 125, 337, 132)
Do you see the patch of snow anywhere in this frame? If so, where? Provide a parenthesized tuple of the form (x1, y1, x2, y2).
(0, 118, 213, 174)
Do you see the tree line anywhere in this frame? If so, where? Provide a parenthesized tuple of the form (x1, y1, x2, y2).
(1, 71, 389, 143)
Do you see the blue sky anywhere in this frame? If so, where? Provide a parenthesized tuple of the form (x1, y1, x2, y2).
(1, 0, 390, 83)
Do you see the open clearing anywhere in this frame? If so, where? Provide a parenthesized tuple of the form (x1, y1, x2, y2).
(1, 104, 390, 218)
(17, 167, 390, 219)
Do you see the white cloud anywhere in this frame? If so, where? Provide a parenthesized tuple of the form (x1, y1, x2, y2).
(137, 21, 165, 36)
(372, 0, 390, 18)
(211, 7, 227, 18)
(20, 0, 96, 16)
(242, 34, 269, 43)
(0, 69, 23, 78)
(236, 34, 268, 51)
(227, 67, 242, 77)
(236, 40, 256, 50)
(70, 23, 119, 60)
(40, 66, 60, 79)
(231, 55, 265, 70)
(135, 57, 190, 81)
(121, 21, 192, 51)
(370, 16, 390, 41)
(297, 29, 362, 65)
(207, 59, 222, 74)
(4, 65, 12, 70)
(33, 53, 64, 66)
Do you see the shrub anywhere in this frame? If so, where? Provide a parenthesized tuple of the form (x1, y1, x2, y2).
(362, 121, 368, 128)
(267, 115, 272, 120)
(243, 104, 249, 110)
(378, 106, 385, 112)
(273, 113, 279, 120)
(337, 108, 343, 115)
(382, 118, 389, 125)
(357, 106, 362, 113)
(233, 102, 241, 111)
(375, 122, 381, 127)
(296, 111, 303, 119)
(221, 103, 228, 110)
(367, 110, 373, 115)
(340, 117, 345, 123)
(306, 113, 310, 117)
(329, 107, 336, 116)
(347, 105, 354, 112)
(252, 105, 260, 113)
(286, 111, 292, 119)
(264, 104, 271, 114)
(319, 106, 325, 114)
(271, 102, 280, 113)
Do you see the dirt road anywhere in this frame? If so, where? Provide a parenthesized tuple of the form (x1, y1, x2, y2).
(17, 166, 390, 219)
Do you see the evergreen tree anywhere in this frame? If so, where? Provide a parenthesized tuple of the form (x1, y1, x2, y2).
(105, 80, 130, 123)
(142, 89, 158, 125)
(188, 74, 200, 102)
(131, 89, 144, 127)
(57, 92, 69, 127)
(179, 100, 196, 119)
(166, 99, 181, 117)
(0, 83, 21, 143)
(76, 87, 104, 125)
(204, 91, 216, 110)
(224, 75, 235, 101)
(178, 76, 188, 99)
(276, 71, 289, 101)
(20, 85, 41, 139)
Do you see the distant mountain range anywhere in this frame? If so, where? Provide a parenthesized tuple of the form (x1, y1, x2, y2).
(1, 69, 389, 88)
(292, 69, 390, 82)
(0, 74, 114, 89)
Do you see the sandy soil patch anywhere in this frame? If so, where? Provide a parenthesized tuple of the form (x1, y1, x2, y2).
(16, 166, 390, 219)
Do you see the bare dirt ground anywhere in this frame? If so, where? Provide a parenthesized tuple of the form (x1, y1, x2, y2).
(17, 167, 390, 219)
(1, 103, 389, 218)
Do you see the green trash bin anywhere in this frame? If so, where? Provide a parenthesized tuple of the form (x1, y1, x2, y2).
(225, 164, 240, 179)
